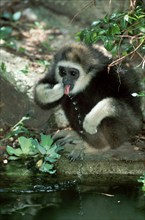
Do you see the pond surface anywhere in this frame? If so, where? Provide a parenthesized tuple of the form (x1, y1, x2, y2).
(0, 184, 144, 220)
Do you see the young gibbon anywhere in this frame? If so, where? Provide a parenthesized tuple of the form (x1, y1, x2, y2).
(34, 43, 142, 158)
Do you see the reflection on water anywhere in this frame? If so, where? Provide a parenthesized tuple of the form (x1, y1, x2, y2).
(0, 185, 145, 220)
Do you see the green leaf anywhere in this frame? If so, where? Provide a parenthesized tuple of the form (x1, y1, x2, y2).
(20, 65, 29, 74)
(139, 27, 145, 33)
(104, 39, 115, 51)
(124, 14, 129, 22)
(98, 29, 106, 35)
(39, 162, 56, 174)
(122, 51, 128, 56)
(110, 12, 122, 20)
(103, 15, 109, 23)
(8, 156, 19, 160)
(0, 26, 12, 39)
(0, 62, 7, 73)
(47, 144, 61, 159)
(12, 11, 21, 21)
(18, 47, 26, 53)
(12, 148, 23, 156)
(40, 133, 53, 147)
(110, 24, 121, 35)
(18, 136, 33, 154)
(6, 145, 23, 156)
(109, 45, 118, 56)
(6, 146, 16, 155)
(7, 138, 39, 158)
(44, 156, 57, 163)
(37, 144, 46, 155)
(20, 70, 28, 74)
(27, 139, 39, 155)
(91, 20, 101, 26)
(142, 185, 145, 192)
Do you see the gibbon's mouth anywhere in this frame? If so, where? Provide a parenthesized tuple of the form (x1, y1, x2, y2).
(64, 85, 71, 95)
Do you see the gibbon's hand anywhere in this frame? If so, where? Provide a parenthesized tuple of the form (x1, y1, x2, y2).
(83, 98, 116, 134)
(83, 113, 98, 134)
(35, 83, 64, 104)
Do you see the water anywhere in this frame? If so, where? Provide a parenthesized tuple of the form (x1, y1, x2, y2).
(0, 184, 144, 220)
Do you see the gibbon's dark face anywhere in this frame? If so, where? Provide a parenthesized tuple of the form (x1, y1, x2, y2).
(54, 43, 112, 95)
(58, 66, 79, 95)
(55, 60, 95, 95)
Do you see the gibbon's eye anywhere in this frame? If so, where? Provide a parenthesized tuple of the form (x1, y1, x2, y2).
(69, 68, 79, 79)
(59, 66, 66, 77)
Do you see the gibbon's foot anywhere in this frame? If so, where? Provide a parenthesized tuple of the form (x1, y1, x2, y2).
(55, 138, 85, 160)
(52, 130, 85, 160)
(64, 143, 110, 161)
(67, 145, 85, 161)
(52, 130, 82, 146)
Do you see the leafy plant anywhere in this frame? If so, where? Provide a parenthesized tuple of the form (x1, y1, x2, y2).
(1, 11, 21, 22)
(0, 26, 13, 40)
(138, 173, 145, 195)
(6, 133, 62, 174)
(77, 5, 145, 67)
(2, 116, 30, 142)
(0, 11, 22, 50)
(1, 116, 62, 174)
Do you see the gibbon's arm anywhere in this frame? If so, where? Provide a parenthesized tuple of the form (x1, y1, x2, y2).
(83, 98, 116, 134)
(35, 83, 64, 104)
(34, 69, 64, 108)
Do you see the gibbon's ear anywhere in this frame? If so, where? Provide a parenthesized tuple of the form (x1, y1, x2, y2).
(87, 62, 109, 75)
(88, 45, 113, 73)
(87, 64, 99, 75)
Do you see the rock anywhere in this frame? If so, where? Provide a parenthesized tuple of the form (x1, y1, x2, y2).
(31, 0, 130, 25)
(0, 48, 69, 130)
(0, 49, 57, 129)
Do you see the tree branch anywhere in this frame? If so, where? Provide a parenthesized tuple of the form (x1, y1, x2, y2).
(108, 38, 145, 69)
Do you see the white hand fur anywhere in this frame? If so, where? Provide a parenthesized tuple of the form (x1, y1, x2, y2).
(35, 83, 64, 104)
(83, 98, 116, 134)
(83, 113, 98, 134)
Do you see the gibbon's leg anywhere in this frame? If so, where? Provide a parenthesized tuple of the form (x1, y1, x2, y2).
(52, 129, 111, 160)
(83, 98, 116, 134)
(101, 105, 142, 148)
(66, 130, 111, 160)
(35, 83, 64, 104)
